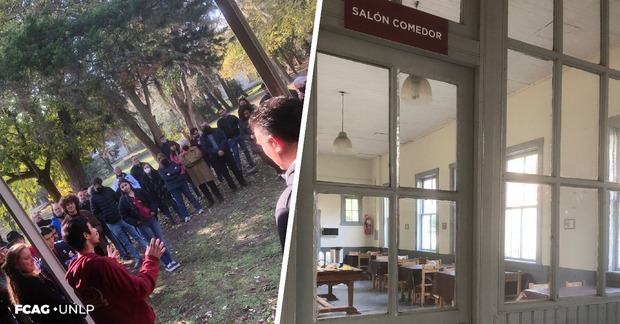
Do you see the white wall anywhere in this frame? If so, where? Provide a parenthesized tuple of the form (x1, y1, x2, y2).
(397, 122, 456, 190)
(318, 194, 383, 249)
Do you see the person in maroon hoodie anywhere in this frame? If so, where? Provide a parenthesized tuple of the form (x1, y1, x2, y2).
(63, 217, 165, 324)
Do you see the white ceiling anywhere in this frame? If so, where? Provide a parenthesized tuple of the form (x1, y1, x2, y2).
(316, 1, 618, 159)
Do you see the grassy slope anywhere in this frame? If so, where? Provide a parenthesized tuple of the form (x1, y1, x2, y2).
(147, 161, 284, 323)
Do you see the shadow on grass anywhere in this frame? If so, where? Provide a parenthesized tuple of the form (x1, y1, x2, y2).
(148, 160, 284, 323)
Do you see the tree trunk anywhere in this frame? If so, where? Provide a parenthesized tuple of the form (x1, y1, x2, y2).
(102, 89, 162, 160)
(38, 172, 62, 202)
(203, 91, 221, 110)
(278, 49, 298, 74)
(58, 153, 89, 191)
(217, 74, 236, 106)
(6, 157, 62, 202)
(290, 47, 304, 66)
(170, 75, 201, 130)
(56, 106, 89, 191)
(100, 155, 114, 173)
(211, 89, 232, 110)
(123, 80, 164, 145)
(272, 57, 293, 83)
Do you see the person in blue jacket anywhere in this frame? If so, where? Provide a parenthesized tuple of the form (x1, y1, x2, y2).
(156, 153, 204, 223)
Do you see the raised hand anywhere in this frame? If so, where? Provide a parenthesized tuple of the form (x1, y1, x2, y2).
(107, 245, 120, 262)
(145, 238, 166, 259)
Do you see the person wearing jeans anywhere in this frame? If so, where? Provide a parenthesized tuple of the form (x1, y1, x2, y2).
(106, 220, 148, 266)
(89, 176, 146, 269)
(217, 108, 256, 173)
(118, 179, 180, 272)
(157, 153, 204, 222)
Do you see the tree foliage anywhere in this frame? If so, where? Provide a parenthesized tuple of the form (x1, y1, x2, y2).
(220, 0, 316, 79)
(0, 0, 312, 213)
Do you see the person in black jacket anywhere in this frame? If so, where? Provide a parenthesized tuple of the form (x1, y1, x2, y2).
(118, 179, 180, 272)
(140, 162, 182, 225)
(1, 244, 85, 324)
(89, 177, 148, 269)
(199, 123, 247, 191)
(129, 155, 146, 186)
(217, 108, 257, 174)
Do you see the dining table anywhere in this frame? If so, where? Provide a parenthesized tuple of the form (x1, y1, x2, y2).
(317, 267, 366, 315)
(516, 286, 620, 301)
(432, 270, 455, 307)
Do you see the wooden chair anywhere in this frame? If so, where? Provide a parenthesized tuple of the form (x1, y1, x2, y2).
(504, 271, 522, 297)
(399, 261, 418, 301)
(414, 263, 439, 306)
(528, 282, 549, 289)
(564, 280, 586, 287)
(358, 253, 371, 278)
(372, 257, 388, 290)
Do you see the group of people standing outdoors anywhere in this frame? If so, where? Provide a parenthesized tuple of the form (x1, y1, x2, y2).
(0, 84, 304, 323)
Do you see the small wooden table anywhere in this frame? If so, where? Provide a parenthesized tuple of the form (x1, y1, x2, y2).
(317, 268, 365, 315)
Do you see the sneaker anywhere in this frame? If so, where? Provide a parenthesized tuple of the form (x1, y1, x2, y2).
(165, 262, 181, 272)
(197, 208, 204, 214)
(246, 166, 257, 174)
(184, 216, 191, 222)
(133, 258, 143, 270)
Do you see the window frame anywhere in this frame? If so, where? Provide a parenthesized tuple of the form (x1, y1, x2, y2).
(340, 195, 363, 225)
(416, 169, 439, 252)
(505, 138, 544, 264)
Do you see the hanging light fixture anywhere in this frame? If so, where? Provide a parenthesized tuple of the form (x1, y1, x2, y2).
(332, 91, 353, 154)
(401, 74, 432, 104)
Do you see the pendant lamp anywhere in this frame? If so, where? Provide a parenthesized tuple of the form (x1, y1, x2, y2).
(401, 74, 432, 104)
(332, 91, 353, 154)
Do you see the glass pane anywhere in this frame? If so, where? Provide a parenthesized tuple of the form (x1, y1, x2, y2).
(507, 50, 553, 176)
(564, 0, 600, 63)
(317, 195, 388, 318)
(399, 73, 457, 190)
(611, 1, 620, 71)
(606, 191, 620, 295)
(561, 66, 599, 180)
(609, 79, 620, 183)
(401, 0, 461, 24)
(508, 0, 553, 50)
(559, 187, 598, 298)
(398, 198, 456, 311)
(504, 183, 551, 303)
(316, 54, 389, 186)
